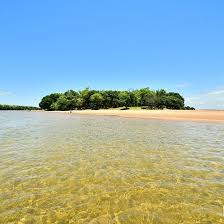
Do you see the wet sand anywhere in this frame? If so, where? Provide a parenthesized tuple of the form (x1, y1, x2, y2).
(53, 109, 224, 123)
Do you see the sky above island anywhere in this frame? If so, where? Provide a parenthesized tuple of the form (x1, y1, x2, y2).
(0, 0, 224, 109)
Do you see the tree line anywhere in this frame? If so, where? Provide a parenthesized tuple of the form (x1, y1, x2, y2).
(39, 88, 195, 111)
(0, 104, 40, 110)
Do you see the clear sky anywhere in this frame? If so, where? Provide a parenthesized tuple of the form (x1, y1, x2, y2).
(0, 0, 224, 109)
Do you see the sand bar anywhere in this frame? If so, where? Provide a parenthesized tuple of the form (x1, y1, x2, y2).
(49, 109, 224, 123)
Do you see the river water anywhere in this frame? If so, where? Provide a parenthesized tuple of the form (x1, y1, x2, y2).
(0, 111, 224, 223)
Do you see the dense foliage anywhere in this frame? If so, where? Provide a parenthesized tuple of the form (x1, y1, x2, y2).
(0, 104, 40, 110)
(39, 88, 195, 111)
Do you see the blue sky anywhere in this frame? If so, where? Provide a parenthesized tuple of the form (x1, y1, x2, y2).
(0, 0, 224, 108)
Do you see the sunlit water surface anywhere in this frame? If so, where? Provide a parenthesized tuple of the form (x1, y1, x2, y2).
(0, 111, 224, 224)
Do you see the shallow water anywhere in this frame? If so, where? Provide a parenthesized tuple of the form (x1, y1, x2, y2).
(0, 111, 224, 224)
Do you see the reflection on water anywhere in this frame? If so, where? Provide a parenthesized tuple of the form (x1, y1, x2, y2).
(0, 111, 224, 223)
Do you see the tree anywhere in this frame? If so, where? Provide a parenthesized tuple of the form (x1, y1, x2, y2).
(76, 97, 84, 110)
(102, 90, 120, 108)
(50, 102, 59, 111)
(39, 93, 61, 110)
(118, 91, 131, 108)
(128, 91, 138, 107)
(154, 96, 166, 109)
(64, 90, 79, 99)
(132, 89, 141, 106)
(39, 87, 191, 111)
(166, 92, 184, 109)
(137, 88, 155, 106)
(79, 88, 96, 109)
(156, 89, 167, 97)
(54, 95, 70, 111)
(0, 104, 39, 110)
(64, 90, 80, 110)
(165, 96, 183, 109)
(89, 93, 104, 109)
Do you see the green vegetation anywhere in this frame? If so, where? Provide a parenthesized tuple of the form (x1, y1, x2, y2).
(39, 88, 195, 111)
(0, 104, 40, 110)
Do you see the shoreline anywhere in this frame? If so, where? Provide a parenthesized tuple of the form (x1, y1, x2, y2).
(43, 109, 224, 123)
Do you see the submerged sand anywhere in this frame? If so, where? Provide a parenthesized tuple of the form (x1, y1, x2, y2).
(1, 111, 224, 223)
(50, 109, 224, 123)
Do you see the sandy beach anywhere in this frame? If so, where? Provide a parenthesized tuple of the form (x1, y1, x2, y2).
(49, 109, 224, 123)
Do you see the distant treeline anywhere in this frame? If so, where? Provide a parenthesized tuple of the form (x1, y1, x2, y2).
(39, 88, 195, 111)
(0, 104, 39, 110)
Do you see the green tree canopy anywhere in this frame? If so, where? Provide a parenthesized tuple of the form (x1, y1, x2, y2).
(118, 91, 131, 108)
(39, 93, 61, 110)
(38, 87, 193, 111)
(90, 93, 104, 110)
(0, 104, 39, 110)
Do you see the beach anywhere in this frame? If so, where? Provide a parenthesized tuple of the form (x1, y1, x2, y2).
(51, 109, 224, 123)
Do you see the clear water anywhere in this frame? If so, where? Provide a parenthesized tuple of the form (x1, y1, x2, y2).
(0, 111, 224, 223)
